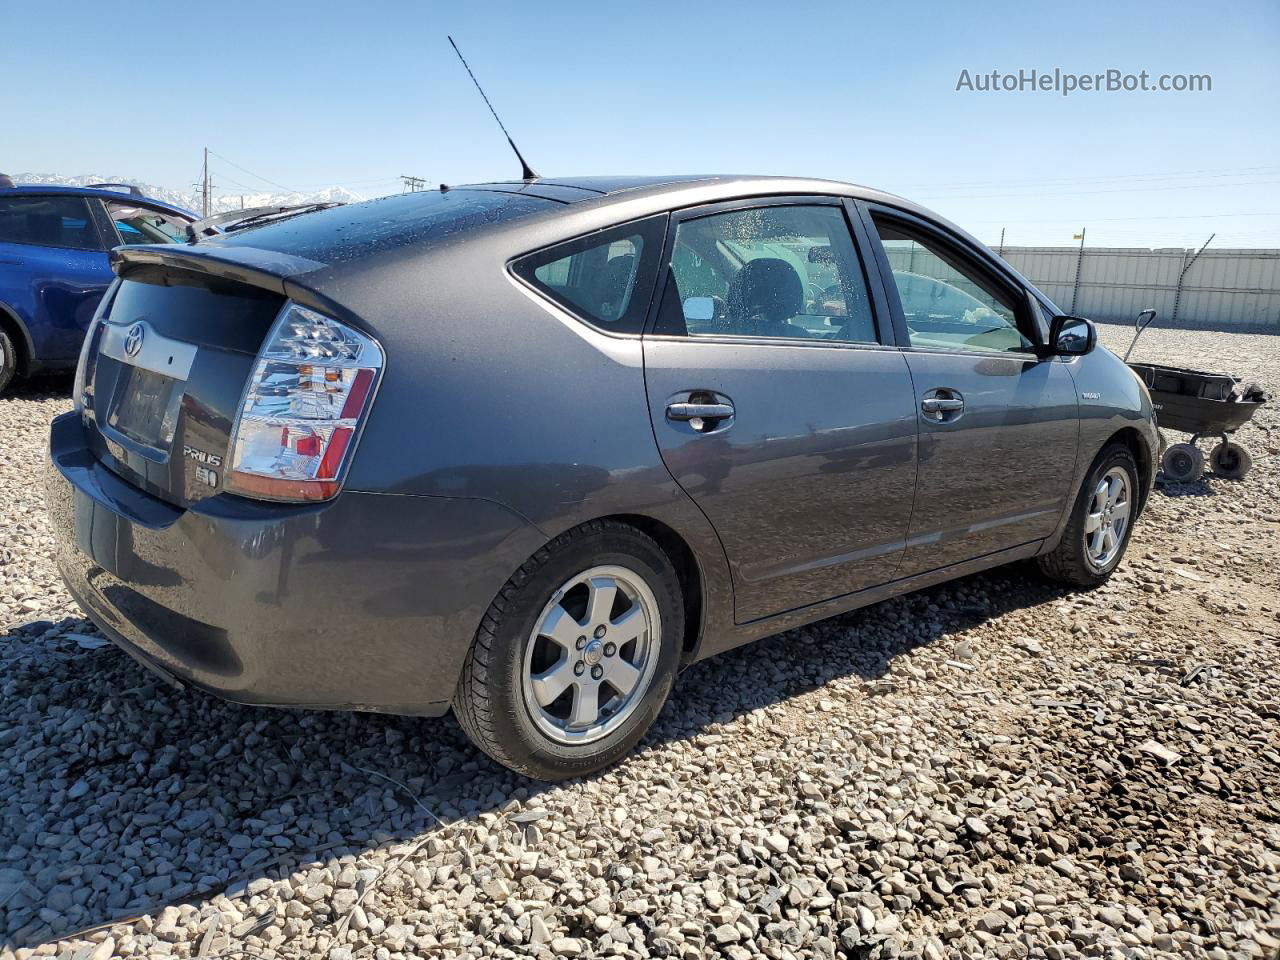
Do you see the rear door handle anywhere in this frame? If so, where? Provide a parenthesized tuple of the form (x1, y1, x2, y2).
(921, 398, 963, 414)
(920, 389, 965, 422)
(666, 402, 735, 421)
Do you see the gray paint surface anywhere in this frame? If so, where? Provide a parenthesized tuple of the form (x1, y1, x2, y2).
(46, 175, 1160, 714)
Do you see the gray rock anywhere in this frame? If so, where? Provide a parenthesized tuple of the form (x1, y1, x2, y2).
(713, 923, 741, 944)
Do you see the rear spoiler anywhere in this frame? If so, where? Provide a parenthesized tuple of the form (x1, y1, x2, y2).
(109, 244, 354, 324)
(111, 243, 324, 291)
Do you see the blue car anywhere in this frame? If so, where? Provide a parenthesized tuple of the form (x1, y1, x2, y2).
(0, 184, 196, 393)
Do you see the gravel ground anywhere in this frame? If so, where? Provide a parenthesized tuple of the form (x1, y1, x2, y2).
(2, 327, 1278, 960)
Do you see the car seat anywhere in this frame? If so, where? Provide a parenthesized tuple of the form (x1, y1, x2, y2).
(725, 258, 808, 338)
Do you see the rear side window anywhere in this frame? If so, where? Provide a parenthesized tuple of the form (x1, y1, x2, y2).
(655, 204, 878, 343)
(513, 215, 667, 335)
(0, 196, 103, 250)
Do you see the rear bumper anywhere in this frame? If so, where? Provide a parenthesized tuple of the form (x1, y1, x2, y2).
(46, 412, 546, 715)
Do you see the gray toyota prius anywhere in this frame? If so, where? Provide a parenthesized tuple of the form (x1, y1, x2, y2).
(46, 175, 1158, 780)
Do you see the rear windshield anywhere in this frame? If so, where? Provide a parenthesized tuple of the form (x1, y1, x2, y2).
(210, 189, 556, 264)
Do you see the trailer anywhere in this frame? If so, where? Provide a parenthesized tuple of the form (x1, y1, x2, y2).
(1123, 309, 1268, 482)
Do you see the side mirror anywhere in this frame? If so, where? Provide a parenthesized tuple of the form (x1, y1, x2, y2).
(682, 296, 714, 322)
(1048, 315, 1096, 357)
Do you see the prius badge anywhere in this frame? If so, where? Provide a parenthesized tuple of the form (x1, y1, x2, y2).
(124, 322, 145, 359)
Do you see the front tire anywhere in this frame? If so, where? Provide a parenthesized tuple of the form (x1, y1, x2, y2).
(453, 520, 683, 781)
(1037, 443, 1139, 588)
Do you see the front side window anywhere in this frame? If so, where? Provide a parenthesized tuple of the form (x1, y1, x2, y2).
(872, 219, 1033, 354)
(107, 202, 188, 244)
(514, 215, 666, 335)
(0, 196, 102, 250)
(657, 204, 877, 343)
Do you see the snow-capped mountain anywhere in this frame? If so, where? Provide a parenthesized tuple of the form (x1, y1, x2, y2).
(12, 174, 369, 216)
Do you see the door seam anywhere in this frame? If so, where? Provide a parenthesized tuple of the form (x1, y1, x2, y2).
(639, 336, 739, 620)
(888, 352, 922, 584)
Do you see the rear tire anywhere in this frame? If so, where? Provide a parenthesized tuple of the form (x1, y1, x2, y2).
(1161, 443, 1204, 483)
(0, 328, 17, 395)
(1037, 443, 1139, 588)
(453, 519, 683, 781)
(1209, 441, 1252, 480)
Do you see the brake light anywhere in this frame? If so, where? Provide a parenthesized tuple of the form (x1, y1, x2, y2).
(225, 302, 383, 502)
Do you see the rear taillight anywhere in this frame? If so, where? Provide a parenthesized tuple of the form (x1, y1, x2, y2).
(225, 302, 383, 502)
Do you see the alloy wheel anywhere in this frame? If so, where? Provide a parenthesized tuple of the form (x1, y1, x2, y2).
(521, 565, 660, 745)
(1084, 467, 1131, 570)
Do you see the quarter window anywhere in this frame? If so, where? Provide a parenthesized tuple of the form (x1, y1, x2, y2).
(514, 215, 667, 335)
(657, 204, 877, 343)
(872, 219, 1033, 354)
(0, 196, 103, 250)
(107, 202, 188, 244)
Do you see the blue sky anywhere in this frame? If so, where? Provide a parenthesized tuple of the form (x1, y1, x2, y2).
(4, 0, 1278, 246)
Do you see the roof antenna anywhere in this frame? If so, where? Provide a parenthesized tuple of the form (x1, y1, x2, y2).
(448, 36, 540, 181)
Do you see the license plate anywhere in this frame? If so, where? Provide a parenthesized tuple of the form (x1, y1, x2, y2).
(106, 366, 181, 450)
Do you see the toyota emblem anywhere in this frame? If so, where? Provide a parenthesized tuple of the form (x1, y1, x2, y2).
(124, 322, 145, 359)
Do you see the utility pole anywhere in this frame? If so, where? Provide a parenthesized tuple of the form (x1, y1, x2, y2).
(401, 175, 428, 193)
(201, 147, 210, 218)
(1069, 227, 1087, 313)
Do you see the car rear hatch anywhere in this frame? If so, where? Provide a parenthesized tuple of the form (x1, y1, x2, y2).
(80, 245, 327, 508)
(79, 188, 565, 508)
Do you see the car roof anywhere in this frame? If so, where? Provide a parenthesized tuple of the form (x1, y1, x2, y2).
(123, 172, 1055, 314)
(0, 183, 196, 219)
(464, 174, 717, 197)
(466, 173, 898, 200)
(460, 174, 925, 218)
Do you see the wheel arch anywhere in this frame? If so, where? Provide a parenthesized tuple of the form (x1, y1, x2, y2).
(1106, 426, 1153, 516)
(597, 513, 705, 663)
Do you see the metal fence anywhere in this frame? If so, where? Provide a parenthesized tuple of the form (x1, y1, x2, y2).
(991, 246, 1280, 331)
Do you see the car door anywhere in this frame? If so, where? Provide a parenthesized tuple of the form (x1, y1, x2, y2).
(857, 202, 1079, 575)
(0, 194, 112, 366)
(642, 197, 918, 623)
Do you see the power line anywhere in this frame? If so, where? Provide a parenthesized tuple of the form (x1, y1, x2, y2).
(964, 211, 1280, 224)
(212, 169, 275, 194)
(205, 153, 401, 196)
(207, 150, 299, 193)
(892, 165, 1280, 192)
(912, 179, 1280, 202)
